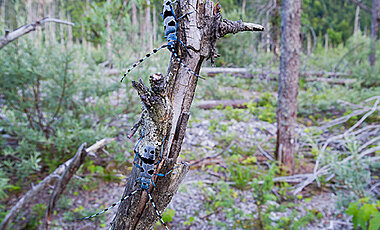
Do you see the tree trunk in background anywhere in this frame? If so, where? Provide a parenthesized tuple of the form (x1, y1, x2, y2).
(275, 0, 302, 174)
(325, 33, 328, 53)
(27, 0, 33, 22)
(59, 9, 64, 45)
(152, 4, 157, 44)
(1, 0, 6, 31)
(266, 14, 270, 53)
(131, 0, 138, 43)
(354, 5, 360, 34)
(307, 32, 311, 55)
(145, 0, 153, 51)
(50, 0, 56, 43)
(242, 0, 246, 18)
(132, 0, 138, 28)
(67, 12, 72, 48)
(106, 0, 112, 66)
(140, 6, 145, 48)
(271, 0, 280, 58)
(369, 0, 378, 66)
(38, 0, 44, 43)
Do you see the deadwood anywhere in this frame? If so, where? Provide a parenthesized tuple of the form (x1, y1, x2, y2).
(201, 67, 354, 85)
(293, 98, 380, 194)
(0, 17, 74, 50)
(110, 1, 263, 229)
(196, 99, 255, 109)
(0, 138, 114, 230)
(43, 143, 87, 229)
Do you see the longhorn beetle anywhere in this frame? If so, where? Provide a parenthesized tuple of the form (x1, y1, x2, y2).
(121, 0, 204, 82)
(77, 133, 176, 230)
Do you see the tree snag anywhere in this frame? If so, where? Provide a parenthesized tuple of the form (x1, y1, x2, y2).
(110, 0, 263, 229)
(275, 0, 302, 174)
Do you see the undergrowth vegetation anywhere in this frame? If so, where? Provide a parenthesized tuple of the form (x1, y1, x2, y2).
(0, 2, 379, 229)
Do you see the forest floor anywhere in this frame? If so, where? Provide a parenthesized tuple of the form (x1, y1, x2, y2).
(65, 108, 356, 230)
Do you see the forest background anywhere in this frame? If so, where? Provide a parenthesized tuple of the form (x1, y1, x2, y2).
(0, 0, 379, 229)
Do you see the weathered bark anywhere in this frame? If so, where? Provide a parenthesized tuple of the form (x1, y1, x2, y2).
(110, 1, 263, 229)
(0, 17, 74, 50)
(369, 0, 378, 66)
(275, 0, 302, 174)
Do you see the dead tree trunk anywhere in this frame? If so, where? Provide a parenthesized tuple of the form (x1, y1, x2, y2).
(275, 0, 301, 174)
(110, 0, 264, 229)
(369, 0, 378, 66)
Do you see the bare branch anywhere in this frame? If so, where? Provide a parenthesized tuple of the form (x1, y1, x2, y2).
(0, 17, 74, 50)
(217, 19, 264, 38)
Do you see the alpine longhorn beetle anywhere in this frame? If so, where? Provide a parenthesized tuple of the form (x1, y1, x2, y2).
(77, 131, 176, 230)
(121, 0, 204, 82)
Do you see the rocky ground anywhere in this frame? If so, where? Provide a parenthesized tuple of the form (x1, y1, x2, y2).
(66, 109, 355, 230)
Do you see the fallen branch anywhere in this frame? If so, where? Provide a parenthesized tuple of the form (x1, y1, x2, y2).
(196, 99, 254, 109)
(293, 98, 380, 194)
(0, 138, 114, 230)
(201, 67, 354, 85)
(43, 143, 87, 229)
(0, 17, 74, 50)
(319, 104, 380, 130)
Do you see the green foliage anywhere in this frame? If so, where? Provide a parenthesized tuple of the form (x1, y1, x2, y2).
(25, 203, 47, 229)
(162, 208, 175, 223)
(0, 38, 122, 195)
(228, 162, 255, 190)
(346, 198, 380, 230)
(302, 0, 372, 45)
(0, 169, 11, 200)
(247, 164, 317, 230)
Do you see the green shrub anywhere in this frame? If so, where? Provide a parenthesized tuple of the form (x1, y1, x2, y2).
(346, 198, 380, 230)
(0, 38, 120, 192)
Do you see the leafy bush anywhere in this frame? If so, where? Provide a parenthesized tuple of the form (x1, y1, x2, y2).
(346, 198, 380, 230)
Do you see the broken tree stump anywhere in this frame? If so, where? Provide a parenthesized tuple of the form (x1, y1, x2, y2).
(110, 0, 263, 229)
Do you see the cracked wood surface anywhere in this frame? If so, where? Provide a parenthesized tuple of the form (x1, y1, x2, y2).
(110, 0, 263, 229)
